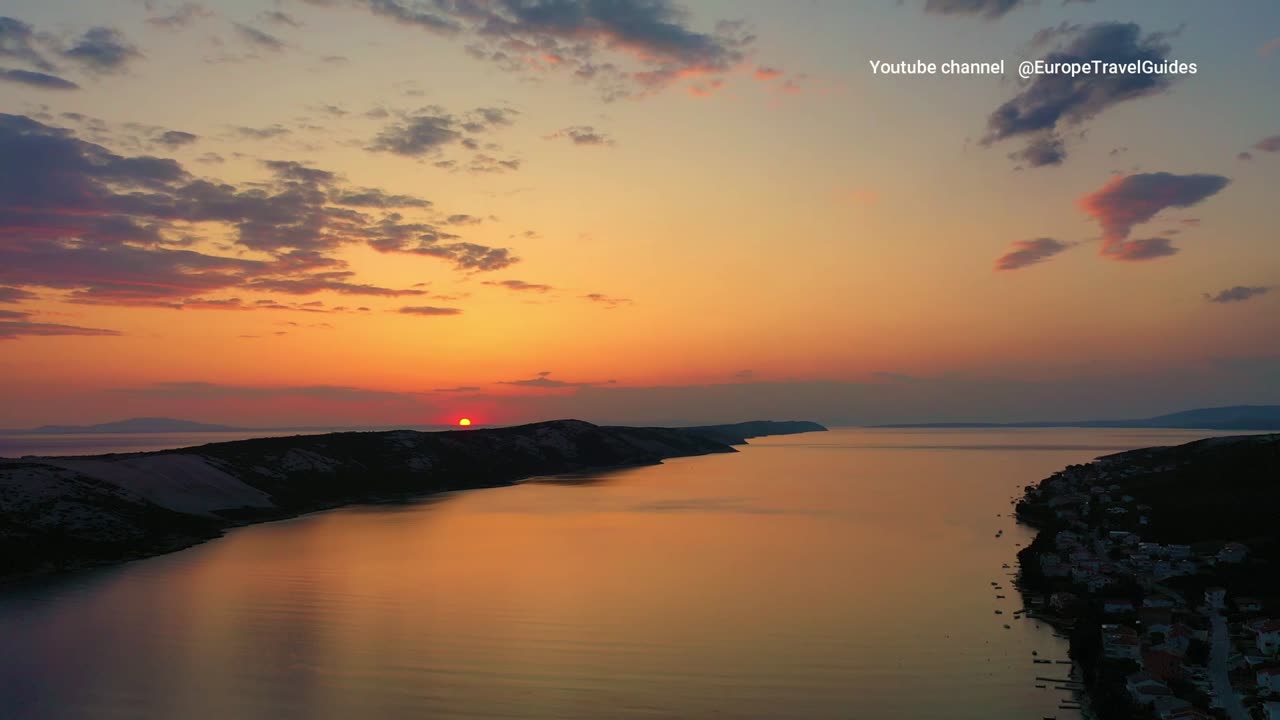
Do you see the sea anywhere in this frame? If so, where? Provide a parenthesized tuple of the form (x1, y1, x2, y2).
(0, 427, 1259, 720)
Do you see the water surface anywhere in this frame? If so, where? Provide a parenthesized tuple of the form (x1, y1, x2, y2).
(0, 428, 1251, 719)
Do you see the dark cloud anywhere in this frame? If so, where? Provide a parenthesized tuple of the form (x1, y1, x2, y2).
(234, 124, 291, 140)
(329, 188, 432, 209)
(1254, 135, 1280, 153)
(922, 0, 1024, 20)
(369, 106, 516, 159)
(499, 372, 603, 389)
(0, 286, 38, 303)
(146, 3, 213, 30)
(434, 385, 481, 393)
(261, 11, 302, 27)
(1079, 172, 1230, 259)
(310, 0, 752, 98)
(0, 68, 79, 90)
(61, 27, 142, 74)
(1105, 237, 1178, 262)
(0, 16, 55, 71)
(984, 23, 1180, 166)
(546, 125, 615, 146)
(233, 23, 287, 52)
(582, 292, 632, 308)
(155, 130, 198, 147)
(483, 279, 553, 292)
(0, 309, 121, 340)
(397, 305, 463, 316)
(1203, 286, 1271, 304)
(1009, 133, 1064, 167)
(994, 237, 1074, 271)
(0, 113, 524, 306)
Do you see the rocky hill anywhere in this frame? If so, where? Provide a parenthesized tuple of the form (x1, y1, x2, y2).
(0, 419, 825, 582)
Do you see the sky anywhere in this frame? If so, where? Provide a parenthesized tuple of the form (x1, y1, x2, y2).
(0, 0, 1278, 428)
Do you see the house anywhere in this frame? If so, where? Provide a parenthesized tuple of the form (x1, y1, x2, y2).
(1168, 544, 1191, 559)
(1258, 666, 1280, 693)
(1144, 648, 1184, 681)
(1266, 701, 1280, 720)
(1104, 598, 1135, 615)
(1237, 597, 1265, 614)
(1105, 625, 1143, 661)
(1205, 587, 1227, 610)
(1254, 620, 1280, 656)
(1218, 542, 1249, 564)
(1127, 672, 1172, 706)
(1141, 607, 1174, 633)
(1153, 696, 1193, 719)
(1144, 595, 1178, 610)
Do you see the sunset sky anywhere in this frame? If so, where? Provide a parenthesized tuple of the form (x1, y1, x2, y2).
(1, 0, 1278, 428)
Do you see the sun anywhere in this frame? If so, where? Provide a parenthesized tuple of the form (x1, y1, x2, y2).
(458, 418, 472, 427)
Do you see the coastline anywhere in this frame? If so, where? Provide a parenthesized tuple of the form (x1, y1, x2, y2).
(0, 419, 826, 587)
(1013, 433, 1279, 720)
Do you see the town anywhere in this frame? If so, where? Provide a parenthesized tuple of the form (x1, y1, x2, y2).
(1015, 438, 1280, 720)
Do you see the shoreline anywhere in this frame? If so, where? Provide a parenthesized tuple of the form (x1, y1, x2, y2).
(1012, 432, 1279, 720)
(1, 419, 827, 587)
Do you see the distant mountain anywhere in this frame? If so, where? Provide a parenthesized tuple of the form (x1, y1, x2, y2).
(27, 418, 245, 434)
(877, 405, 1280, 430)
(682, 420, 828, 445)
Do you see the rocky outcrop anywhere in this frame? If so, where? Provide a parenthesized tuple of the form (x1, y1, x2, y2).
(1, 419, 826, 582)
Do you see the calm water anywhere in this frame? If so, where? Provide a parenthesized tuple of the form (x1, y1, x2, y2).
(0, 428, 1252, 719)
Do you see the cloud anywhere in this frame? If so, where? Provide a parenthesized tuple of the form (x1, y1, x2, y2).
(754, 66, 782, 80)
(545, 125, 615, 146)
(60, 27, 142, 74)
(983, 23, 1180, 166)
(483, 279, 553, 292)
(261, 11, 301, 28)
(234, 124, 291, 140)
(146, 3, 213, 30)
(0, 309, 121, 340)
(233, 23, 287, 52)
(329, 188, 432, 209)
(0, 16, 55, 71)
(1103, 236, 1178, 262)
(994, 237, 1074, 271)
(581, 292, 632, 308)
(369, 106, 516, 158)
(118, 381, 421, 403)
(0, 286, 38, 303)
(1260, 38, 1280, 57)
(1009, 133, 1065, 168)
(499, 372, 606, 389)
(434, 385, 481, 393)
(0, 113, 523, 306)
(922, 0, 1024, 20)
(1203, 286, 1271, 304)
(397, 305, 463, 316)
(155, 130, 198, 147)
(1078, 172, 1230, 259)
(1254, 135, 1280, 153)
(0, 68, 79, 90)
(310, 0, 754, 99)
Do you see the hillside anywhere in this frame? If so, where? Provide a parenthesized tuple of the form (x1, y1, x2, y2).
(0, 419, 825, 582)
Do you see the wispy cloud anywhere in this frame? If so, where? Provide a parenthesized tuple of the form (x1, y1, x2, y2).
(994, 238, 1074, 271)
(1203, 286, 1271, 304)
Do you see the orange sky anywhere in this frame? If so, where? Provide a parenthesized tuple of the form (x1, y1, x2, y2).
(1, 0, 1278, 427)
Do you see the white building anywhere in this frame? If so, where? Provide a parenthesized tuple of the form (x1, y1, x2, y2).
(1205, 587, 1227, 610)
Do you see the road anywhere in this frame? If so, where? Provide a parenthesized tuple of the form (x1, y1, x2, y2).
(1209, 612, 1250, 720)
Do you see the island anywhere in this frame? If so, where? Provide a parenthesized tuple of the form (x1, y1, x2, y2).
(0, 419, 826, 584)
(1014, 433, 1280, 720)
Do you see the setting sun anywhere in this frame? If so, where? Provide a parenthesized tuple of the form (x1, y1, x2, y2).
(458, 418, 472, 427)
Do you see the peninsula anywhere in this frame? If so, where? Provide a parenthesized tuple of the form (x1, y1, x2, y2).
(1015, 433, 1280, 720)
(0, 419, 826, 584)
